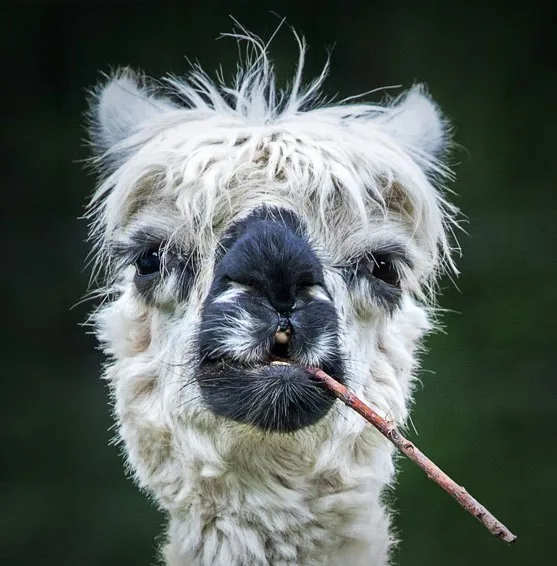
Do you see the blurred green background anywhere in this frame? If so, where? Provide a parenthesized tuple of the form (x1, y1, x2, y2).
(3, 1, 555, 564)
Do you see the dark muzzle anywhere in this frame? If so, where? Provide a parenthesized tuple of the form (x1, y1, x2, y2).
(196, 207, 345, 432)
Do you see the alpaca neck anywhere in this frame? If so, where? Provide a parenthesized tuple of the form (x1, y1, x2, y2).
(162, 431, 395, 566)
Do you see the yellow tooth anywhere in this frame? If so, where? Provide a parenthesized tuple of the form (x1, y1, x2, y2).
(274, 331, 291, 344)
(270, 361, 290, 366)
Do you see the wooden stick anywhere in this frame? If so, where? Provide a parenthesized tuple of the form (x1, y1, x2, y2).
(308, 367, 517, 544)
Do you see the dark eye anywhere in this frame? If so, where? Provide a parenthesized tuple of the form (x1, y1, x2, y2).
(360, 255, 400, 287)
(135, 247, 161, 276)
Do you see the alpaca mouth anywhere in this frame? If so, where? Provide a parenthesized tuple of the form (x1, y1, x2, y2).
(269, 337, 290, 360)
(196, 355, 343, 433)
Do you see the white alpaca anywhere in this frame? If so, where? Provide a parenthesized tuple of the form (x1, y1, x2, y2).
(87, 34, 457, 566)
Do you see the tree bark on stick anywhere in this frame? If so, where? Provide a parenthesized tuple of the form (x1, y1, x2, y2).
(308, 367, 517, 544)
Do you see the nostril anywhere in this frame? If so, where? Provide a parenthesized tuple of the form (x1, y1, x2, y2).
(277, 315, 291, 332)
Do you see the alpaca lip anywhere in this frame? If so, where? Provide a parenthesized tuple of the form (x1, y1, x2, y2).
(196, 356, 340, 432)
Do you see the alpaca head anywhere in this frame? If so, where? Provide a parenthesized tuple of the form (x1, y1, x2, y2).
(86, 37, 457, 562)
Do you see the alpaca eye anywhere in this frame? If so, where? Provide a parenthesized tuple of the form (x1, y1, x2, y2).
(361, 256, 400, 287)
(135, 248, 161, 276)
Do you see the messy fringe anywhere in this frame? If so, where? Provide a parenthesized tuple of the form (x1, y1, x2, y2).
(85, 25, 461, 306)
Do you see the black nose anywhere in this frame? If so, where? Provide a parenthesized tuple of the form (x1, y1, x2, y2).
(198, 206, 342, 368)
(214, 212, 324, 313)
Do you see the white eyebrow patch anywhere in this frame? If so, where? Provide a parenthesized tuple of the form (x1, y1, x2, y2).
(204, 308, 267, 362)
(306, 285, 332, 303)
(212, 287, 246, 305)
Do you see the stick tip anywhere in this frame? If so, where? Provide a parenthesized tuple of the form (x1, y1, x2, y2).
(498, 530, 517, 544)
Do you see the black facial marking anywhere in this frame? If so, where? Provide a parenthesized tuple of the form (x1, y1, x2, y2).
(196, 206, 344, 433)
(341, 244, 411, 312)
(112, 235, 198, 303)
(197, 362, 341, 434)
(213, 207, 322, 314)
(217, 207, 304, 258)
(135, 254, 197, 303)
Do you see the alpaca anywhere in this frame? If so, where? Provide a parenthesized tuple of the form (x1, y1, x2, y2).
(86, 34, 457, 566)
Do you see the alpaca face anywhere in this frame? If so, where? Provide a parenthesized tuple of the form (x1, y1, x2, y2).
(87, 47, 456, 541)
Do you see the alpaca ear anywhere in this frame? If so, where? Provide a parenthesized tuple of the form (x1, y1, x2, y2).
(378, 85, 449, 164)
(90, 70, 175, 157)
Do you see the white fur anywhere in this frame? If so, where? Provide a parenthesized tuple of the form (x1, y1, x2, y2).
(203, 307, 270, 363)
(212, 286, 247, 305)
(87, 32, 458, 566)
(306, 284, 332, 303)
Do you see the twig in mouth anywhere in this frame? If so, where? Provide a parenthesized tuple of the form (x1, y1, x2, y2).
(308, 367, 517, 544)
